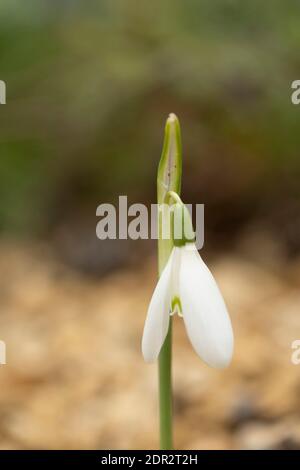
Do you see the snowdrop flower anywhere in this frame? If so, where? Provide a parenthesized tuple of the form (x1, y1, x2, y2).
(142, 198, 234, 368)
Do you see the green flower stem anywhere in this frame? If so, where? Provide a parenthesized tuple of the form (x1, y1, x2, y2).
(158, 322, 173, 449)
(157, 114, 182, 450)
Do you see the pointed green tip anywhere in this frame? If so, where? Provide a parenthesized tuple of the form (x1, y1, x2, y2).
(167, 112, 178, 123)
(157, 114, 182, 204)
(165, 113, 179, 135)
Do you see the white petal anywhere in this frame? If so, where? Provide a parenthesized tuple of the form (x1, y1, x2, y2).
(170, 246, 182, 300)
(179, 244, 234, 368)
(142, 249, 175, 362)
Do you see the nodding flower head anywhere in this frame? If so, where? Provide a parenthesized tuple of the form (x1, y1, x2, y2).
(142, 194, 234, 369)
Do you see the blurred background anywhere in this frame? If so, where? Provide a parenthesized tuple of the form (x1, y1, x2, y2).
(0, 0, 300, 449)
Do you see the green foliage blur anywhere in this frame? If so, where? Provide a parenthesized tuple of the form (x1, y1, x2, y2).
(0, 0, 299, 252)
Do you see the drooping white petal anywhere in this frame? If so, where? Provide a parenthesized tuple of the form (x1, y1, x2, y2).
(170, 246, 182, 300)
(142, 249, 175, 362)
(179, 244, 234, 368)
